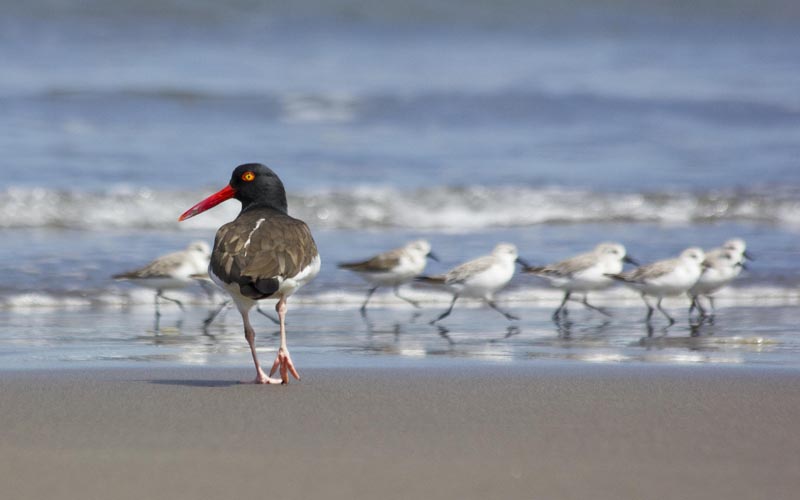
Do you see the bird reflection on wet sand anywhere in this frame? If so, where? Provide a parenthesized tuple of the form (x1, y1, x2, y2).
(154, 315, 183, 334)
(554, 318, 612, 340)
(16, 303, 790, 369)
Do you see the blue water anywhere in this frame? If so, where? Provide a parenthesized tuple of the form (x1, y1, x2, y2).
(0, 0, 798, 368)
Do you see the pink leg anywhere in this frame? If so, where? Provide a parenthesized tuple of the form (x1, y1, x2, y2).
(240, 309, 281, 385)
(268, 297, 301, 384)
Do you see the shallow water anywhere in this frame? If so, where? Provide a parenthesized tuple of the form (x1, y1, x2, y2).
(1, 301, 798, 371)
(1, 0, 799, 370)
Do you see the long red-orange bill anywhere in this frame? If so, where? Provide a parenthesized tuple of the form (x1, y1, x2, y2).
(178, 184, 235, 221)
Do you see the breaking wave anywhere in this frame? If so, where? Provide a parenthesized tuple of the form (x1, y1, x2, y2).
(1, 185, 799, 231)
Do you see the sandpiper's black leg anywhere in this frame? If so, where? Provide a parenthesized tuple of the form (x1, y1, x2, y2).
(430, 295, 459, 324)
(706, 296, 716, 323)
(393, 285, 421, 308)
(158, 290, 185, 312)
(487, 300, 519, 321)
(152, 290, 167, 332)
(656, 298, 675, 326)
(360, 287, 378, 317)
(642, 294, 655, 323)
(553, 292, 571, 321)
(580, 295, 611, 317)
(204, 300, 230, 328)
(197, 279, 217, 301)
(256, 303, 280, 324)
(154, 291, 162, 318)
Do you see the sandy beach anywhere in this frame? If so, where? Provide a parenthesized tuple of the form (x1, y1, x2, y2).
(2, 364, 799, 500)
(3, 1, 799, 499)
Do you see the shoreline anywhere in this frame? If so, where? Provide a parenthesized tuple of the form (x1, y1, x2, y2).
(3, 355, 800, 374)
(3, 364, 799, 500)
(2, 303, 799, 371)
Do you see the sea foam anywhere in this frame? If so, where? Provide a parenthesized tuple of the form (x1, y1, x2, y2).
(2, 185, 798, 231)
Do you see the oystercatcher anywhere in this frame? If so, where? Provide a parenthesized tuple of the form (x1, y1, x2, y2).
(607, 247, 705, 325)
(417, 243, 528, 324)
(179, 163, 320, 384)
(112, 241, 211, 320)
(338, 239, 438, 315)
(523, 242, 638, 320)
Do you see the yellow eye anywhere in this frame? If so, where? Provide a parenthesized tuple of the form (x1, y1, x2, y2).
(241, 171, 255, 182)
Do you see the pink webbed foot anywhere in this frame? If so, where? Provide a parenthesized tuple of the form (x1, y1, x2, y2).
(269, 348, 301, 384)
(240, 368, 282, 385)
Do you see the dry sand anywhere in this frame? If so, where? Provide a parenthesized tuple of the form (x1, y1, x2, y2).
(2, 364, 799, 500)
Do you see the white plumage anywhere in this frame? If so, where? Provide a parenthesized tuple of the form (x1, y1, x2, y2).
(419, 243, 524, 323)
(610, 247, 705, 324)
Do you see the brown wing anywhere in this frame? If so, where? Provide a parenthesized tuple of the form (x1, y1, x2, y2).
(526, 251, 596, 278)
(338, 248, 403, 273)
(445, 255, 494, 284)
(549, 252, 598, 276)
(618, 258, 677, 283)
(112, 250, 186, 279)
(211, 210, 318, 300)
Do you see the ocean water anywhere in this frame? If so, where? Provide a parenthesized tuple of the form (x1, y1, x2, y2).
(1, 0, 799, 369)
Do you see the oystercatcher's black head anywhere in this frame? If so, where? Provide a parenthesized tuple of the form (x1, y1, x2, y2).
(230, 163, 288, 213)
(179, 163, 288, 221)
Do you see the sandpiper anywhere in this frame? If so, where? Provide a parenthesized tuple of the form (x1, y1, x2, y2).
(338, 239, 437, 315)
(524, 242, 637, 320)
(112, 240, 211, 319)
(608, 247, 705, 325)
(417, 243, 528, 324)
(689, 238, 753, 318)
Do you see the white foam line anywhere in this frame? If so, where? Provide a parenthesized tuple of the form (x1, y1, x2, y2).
(2, 185, 800, 230)
(0, 285, 798, 310)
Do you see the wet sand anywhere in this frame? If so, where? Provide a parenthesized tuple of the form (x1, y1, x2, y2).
(2, 364, 799, 500)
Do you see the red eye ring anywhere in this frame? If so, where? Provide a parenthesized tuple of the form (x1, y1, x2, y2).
(241, 171, 255, 182)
